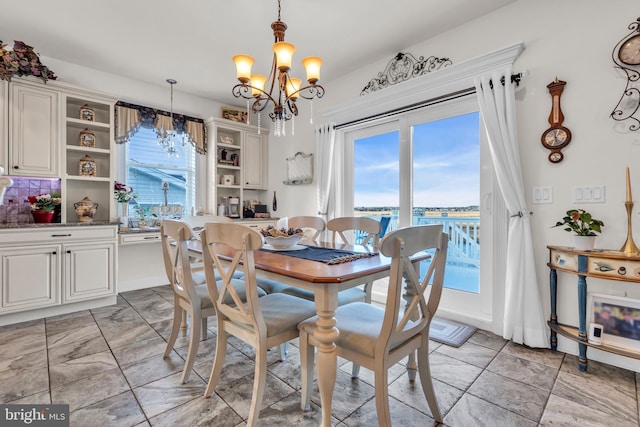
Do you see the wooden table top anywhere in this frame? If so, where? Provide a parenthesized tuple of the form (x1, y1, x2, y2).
(188, 240, 431, 284)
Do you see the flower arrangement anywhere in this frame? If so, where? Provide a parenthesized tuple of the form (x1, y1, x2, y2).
(114, 181, 137, 203)
(27, 193, 61, 212)
(553, 209, 604, 236)
(0, 40, 57, 83)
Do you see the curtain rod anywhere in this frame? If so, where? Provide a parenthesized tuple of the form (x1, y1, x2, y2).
(334, 72, 526, 130)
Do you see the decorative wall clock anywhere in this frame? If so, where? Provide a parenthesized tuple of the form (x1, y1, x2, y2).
(611, 17, 640, 131)
(541, 78, 571, 163)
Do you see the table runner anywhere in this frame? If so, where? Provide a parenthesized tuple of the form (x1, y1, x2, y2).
(261, 245, 377, 264)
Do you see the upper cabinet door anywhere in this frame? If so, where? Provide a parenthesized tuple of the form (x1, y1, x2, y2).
(10, 82, 59, 177)
(242, 132, 268, 189)
(0, 81, 7, 173)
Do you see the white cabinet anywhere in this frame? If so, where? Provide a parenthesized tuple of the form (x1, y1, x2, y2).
(0, 244, 60, 313)
(9, 80, 59, 177)
(0, 80, 7, 173)
(0, 226, 117, 318)
(205, 117, 269, 218)
(63, 241, 116, 303)
(243, 132, 268, 189)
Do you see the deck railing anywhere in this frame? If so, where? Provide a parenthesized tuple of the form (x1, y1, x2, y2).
(355, 214, 480, 268)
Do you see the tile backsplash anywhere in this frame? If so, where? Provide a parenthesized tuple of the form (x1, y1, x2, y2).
(0, 177, 62, 224)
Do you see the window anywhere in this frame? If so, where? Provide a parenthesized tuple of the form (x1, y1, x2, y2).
(124, 127, 196, 215)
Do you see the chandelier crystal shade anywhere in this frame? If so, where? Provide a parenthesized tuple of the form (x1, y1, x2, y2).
(158, 79, 188, 158)
(231, 0, 325, 136)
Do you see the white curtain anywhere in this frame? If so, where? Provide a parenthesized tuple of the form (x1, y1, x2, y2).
(474, 68, 548, 348)
(315, 123, 336, 225)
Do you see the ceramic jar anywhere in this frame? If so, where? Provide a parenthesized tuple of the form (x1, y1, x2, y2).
(74, 196, 98, 222)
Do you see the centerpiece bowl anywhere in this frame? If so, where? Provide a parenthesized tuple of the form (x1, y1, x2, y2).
(260, 226, 304, 249)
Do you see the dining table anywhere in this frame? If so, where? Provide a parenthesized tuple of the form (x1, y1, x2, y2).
(187, 238, 431, 427)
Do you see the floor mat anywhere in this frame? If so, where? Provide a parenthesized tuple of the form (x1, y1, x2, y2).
(429, 317, 477, 347)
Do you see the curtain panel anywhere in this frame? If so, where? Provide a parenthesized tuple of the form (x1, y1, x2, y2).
(474, 67, 548, 348)
(315, 123, 336, 227)
(114, 101, 207, 154)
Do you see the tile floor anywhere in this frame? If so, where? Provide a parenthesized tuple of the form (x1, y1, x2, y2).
(1, 285, 639, 426)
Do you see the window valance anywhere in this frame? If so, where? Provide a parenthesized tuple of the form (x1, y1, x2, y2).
(114, 101, 207, 154)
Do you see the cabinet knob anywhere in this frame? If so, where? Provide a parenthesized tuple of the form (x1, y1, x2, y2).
(66, 250, 71, 254)
(13, 165, 18, 170)
(52, 251, 57, 255)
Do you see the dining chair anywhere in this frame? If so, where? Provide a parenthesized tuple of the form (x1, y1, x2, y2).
(201, 223, 318, 427)
(288, 215, 326, 241)
(160, 219, 265, 383)
(298, 224, 449, 425)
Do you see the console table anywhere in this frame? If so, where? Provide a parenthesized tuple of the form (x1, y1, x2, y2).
(548, 245, 640, 371)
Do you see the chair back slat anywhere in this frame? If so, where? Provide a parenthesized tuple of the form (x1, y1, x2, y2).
(288, 216, 326, 241)
(377, 224, 448, 352)
(201, 223, 266, 334)
(327, 216, 381, 248)
(161, 220, 199, 303)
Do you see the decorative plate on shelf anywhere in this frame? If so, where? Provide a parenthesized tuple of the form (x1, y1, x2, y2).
(79, 128, 96, 148)
(79, 104, 95, 121)
(78, 154, 97, 177)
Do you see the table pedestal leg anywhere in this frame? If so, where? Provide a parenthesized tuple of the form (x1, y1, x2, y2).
(550, 268, 558, 351)
(577, 273, 588, 372)
(314, 292, 339, 427)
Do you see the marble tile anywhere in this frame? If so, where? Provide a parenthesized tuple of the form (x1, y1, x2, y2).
(551, 368, 637, 424)
(560, 354, 636, 396)
(47, 322, 102, 349)
(133, 371, 206, 419)
(70, 391, 146, 427)
(342, 395, 438, 426)
(467, 329, 508, 351)
(151, 285, 175, 303)
(0, 367, 49, 402)
(49, 350, 120, 388)
(47, 329, 110, 366)
(148, 390, 243, 427)
(173, 334, 219, 367)
(444, 393, 537, 427)
(427, 351, 483, 391)
(92, 305, 144, 325)
(435, 340, 499, 369)
(0, 326, 47, 360)
(122, 352, 185, 388)
(486, 353, 556, 392)
(387, 372, 464, 419)
(129, 298, 174, 324)
(50, 368, 130, 412)
(150, 319, 192, 349)
(467, 370, 548, 422)
(98, 321, 160, 350)
(0, 348, 47, 380)
(111, 334, 172, 367)
(0, 319, 44, 341)
(268, 345, 305, 390)
(120, 288, 159, 303)
(337, 359, 408, 389)
(214, 371, 297, 421)
(8, 389, 51, 404)
(45, 310, 95, 336)
(193, 346, 256, 388)
(500, 340, 565, 369)
(257, 391, 326, 426)
(306, 369, 375, 421)
(540, 393, 638, 427)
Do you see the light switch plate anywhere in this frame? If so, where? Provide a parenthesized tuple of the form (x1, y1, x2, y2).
(572, 186, 606, 203)
(532, 186, 553, 204)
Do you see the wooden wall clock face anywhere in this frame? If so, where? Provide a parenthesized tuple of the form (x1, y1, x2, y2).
(542, 79, 571, 163)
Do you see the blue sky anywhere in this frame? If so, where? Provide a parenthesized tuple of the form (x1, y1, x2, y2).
(354, 112, 480, 208)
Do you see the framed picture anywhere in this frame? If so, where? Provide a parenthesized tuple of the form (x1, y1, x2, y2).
(79, 104, 95, 121)
(589, 293, 640, 351)
(221, 106, 248, 124)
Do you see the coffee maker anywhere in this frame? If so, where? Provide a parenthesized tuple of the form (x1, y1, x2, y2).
(225, 196, 240, 218)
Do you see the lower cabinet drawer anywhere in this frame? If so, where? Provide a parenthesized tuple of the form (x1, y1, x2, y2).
(119, 233, 161, 245)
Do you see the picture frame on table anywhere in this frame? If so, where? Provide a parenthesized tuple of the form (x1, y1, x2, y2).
(589, 292, 640, 351)
(221, 106, 249, 124)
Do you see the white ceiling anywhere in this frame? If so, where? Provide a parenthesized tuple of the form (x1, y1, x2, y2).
(2, 0, 515, 105)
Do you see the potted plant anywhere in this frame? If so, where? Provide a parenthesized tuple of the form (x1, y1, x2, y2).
(27, 193, 61, 223)
(553, 209, 604, 250)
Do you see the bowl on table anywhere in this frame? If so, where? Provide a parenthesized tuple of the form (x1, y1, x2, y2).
(264, 234, 303, 249)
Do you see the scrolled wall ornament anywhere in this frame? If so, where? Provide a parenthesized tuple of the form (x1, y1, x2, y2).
(361, 52, 452, 95)
(611, 17, 640, 132)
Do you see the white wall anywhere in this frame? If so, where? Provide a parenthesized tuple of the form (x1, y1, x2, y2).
(269, 0, 640, 371)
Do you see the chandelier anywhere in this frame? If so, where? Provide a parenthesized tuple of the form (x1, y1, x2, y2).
(231, 0, 325, 136)
(158, 79, 188, 158)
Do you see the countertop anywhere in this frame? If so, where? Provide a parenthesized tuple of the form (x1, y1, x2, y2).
(0, 221, 119, 229)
